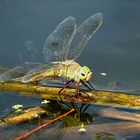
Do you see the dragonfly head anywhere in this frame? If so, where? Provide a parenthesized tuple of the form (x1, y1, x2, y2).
(79, 66, 93, 81)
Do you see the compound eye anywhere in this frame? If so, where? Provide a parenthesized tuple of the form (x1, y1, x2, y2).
(81, 73, 85, 76)
(80, 72, 86, 80)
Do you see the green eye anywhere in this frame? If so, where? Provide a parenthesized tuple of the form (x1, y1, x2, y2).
(81, 73, 85, 76)
(80, 66, 91, 80)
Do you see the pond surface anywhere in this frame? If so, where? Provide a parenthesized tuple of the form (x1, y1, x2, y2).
(0, 0, 140, 140)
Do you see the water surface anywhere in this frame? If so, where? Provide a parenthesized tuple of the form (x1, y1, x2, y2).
(0, 0, 140, 139)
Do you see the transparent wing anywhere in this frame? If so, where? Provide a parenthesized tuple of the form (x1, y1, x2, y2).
(67, 13, 103, 60)
(14, 14, 103, 83)
(0, 62, 42, 82)
(43, 16, 77, 63)
(22, 17, 76, 83)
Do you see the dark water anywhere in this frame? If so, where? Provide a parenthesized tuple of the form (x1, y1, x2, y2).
(0, 0, 140, 89)
(0, 0, 140, 139)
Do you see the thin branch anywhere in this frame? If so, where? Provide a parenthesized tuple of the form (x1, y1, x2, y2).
(1, 105, 140, 128)
(0, 107, 48, 127)
(15, 108, 75, 140)
(0, 81, 140, 109)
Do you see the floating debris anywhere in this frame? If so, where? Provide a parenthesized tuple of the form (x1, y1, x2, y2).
(41, 100, 50, 104)
(100, 72, 107, 76)
(12, 104, 23, 110)
(79, 123, 86, 132)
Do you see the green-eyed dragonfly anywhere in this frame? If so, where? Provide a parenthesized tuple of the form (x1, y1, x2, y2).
(0, 13, 103, 96)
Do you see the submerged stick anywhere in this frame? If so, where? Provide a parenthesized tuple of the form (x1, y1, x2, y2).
(15, 108, 75, 140)
(0, 81, 140, 109)
(1, 106, 140, 127)
(0, 107, 48, 127)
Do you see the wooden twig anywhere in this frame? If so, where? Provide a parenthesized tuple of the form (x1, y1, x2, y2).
(0, 107, 48, 127)
(0, 81, 140, 109)
(15, 108, 75, 140)
(1, 106, 140, 127)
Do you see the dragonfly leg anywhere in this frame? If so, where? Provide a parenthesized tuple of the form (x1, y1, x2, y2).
(79, 103, 90, 121)
(80, 80, 96, 91)
(75, 81, 81, 98)
(58, 79, 74, 102)
(80, 103, 90, 114)
(86, 81, 96, 91)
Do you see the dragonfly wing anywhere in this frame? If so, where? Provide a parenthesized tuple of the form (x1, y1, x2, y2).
(43, 16, 77, 63)
(0, 62, 42, 82)
(67, 13, 103, 60)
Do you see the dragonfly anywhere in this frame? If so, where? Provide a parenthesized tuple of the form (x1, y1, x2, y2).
(1, 13, 103, 97)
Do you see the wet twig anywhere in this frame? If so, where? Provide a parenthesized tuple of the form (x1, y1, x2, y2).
(0, 107, 48, 127)
(15, 108, 75, 140)
(0, 81, 140, 109)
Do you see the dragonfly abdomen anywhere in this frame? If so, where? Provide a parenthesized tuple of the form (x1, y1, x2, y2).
(22, 61, 81, 83)
(22, 66, 60, 83)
